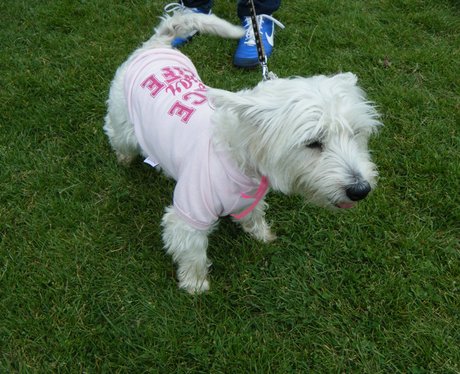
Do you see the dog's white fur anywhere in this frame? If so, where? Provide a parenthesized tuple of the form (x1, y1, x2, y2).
(104, 13, 381, 293)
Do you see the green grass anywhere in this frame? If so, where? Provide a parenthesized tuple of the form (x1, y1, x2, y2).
(1, 0, 459, 372)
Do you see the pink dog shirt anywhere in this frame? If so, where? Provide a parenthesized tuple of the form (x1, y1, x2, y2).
(124, 48, 268, 230)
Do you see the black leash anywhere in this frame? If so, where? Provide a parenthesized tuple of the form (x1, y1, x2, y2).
(247, 0, 278, 81)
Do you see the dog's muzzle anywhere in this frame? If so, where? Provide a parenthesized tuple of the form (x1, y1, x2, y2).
(345, 181, 371, 201)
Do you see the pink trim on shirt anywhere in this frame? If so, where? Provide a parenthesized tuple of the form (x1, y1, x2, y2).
(230, 176, 269, 219)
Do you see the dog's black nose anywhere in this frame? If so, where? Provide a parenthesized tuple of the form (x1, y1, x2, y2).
(346, 181, 371, 201)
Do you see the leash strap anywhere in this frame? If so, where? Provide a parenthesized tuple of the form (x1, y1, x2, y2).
(247, 0, 277, 81)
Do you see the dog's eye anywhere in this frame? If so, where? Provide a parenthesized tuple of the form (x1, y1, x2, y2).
(306, 140, 323, 150)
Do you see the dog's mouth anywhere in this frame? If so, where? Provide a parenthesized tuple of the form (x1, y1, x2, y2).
(335, 202, 357, 209)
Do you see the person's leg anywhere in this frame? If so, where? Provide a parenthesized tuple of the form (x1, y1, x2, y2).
(182, 0, 213, 14)
(237, 0, 280, 18)
(234, 0, 283, 68)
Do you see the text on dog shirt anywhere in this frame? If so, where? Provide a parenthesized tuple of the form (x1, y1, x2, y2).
(140, 66, 208, 124)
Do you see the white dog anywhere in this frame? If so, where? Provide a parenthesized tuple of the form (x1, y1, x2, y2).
(104, 13, 381, 293)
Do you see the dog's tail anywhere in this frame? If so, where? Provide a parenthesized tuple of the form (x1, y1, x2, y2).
(146, 13, 245, 47)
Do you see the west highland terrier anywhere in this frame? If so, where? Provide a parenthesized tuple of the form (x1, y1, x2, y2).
(104, 13, 381, 293)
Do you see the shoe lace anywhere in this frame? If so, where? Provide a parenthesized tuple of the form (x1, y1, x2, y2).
(164, 2, 190, 14)
(243, 14, 285, 46)
(164, 2, 207, 15)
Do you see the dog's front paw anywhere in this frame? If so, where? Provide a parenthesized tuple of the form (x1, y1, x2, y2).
(251, 226, 277, 243)
(241, 219, 277, 243)
(179, 278, 210, 294)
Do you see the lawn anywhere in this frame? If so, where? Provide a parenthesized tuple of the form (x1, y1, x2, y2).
(1, 0, 459, 372)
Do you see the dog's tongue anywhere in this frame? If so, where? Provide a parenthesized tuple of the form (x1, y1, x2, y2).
(337, 202, 357, 209)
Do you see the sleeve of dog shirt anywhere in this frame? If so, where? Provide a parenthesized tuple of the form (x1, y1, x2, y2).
(172, 194, 219, 231)
(172, 166, 222, 231)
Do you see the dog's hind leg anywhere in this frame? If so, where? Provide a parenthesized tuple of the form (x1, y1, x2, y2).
(236, 200, 276, 243)
(161, 206, 213, 293)
(104, 68, 141, 166)
(104, 113, 140, 166)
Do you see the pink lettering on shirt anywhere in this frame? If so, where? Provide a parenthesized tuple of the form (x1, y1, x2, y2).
(183, 91, 207, 105)
(141, 74, 165, 98)
(141, 65, 208, 123)
(168, 101, 195, 124)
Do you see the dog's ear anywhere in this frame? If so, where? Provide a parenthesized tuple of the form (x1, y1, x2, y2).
(207, 88, 254, 111)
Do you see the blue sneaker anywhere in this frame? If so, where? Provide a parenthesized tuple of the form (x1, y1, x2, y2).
(163, 2, 212, 48)
(233, 14, 284, 68)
